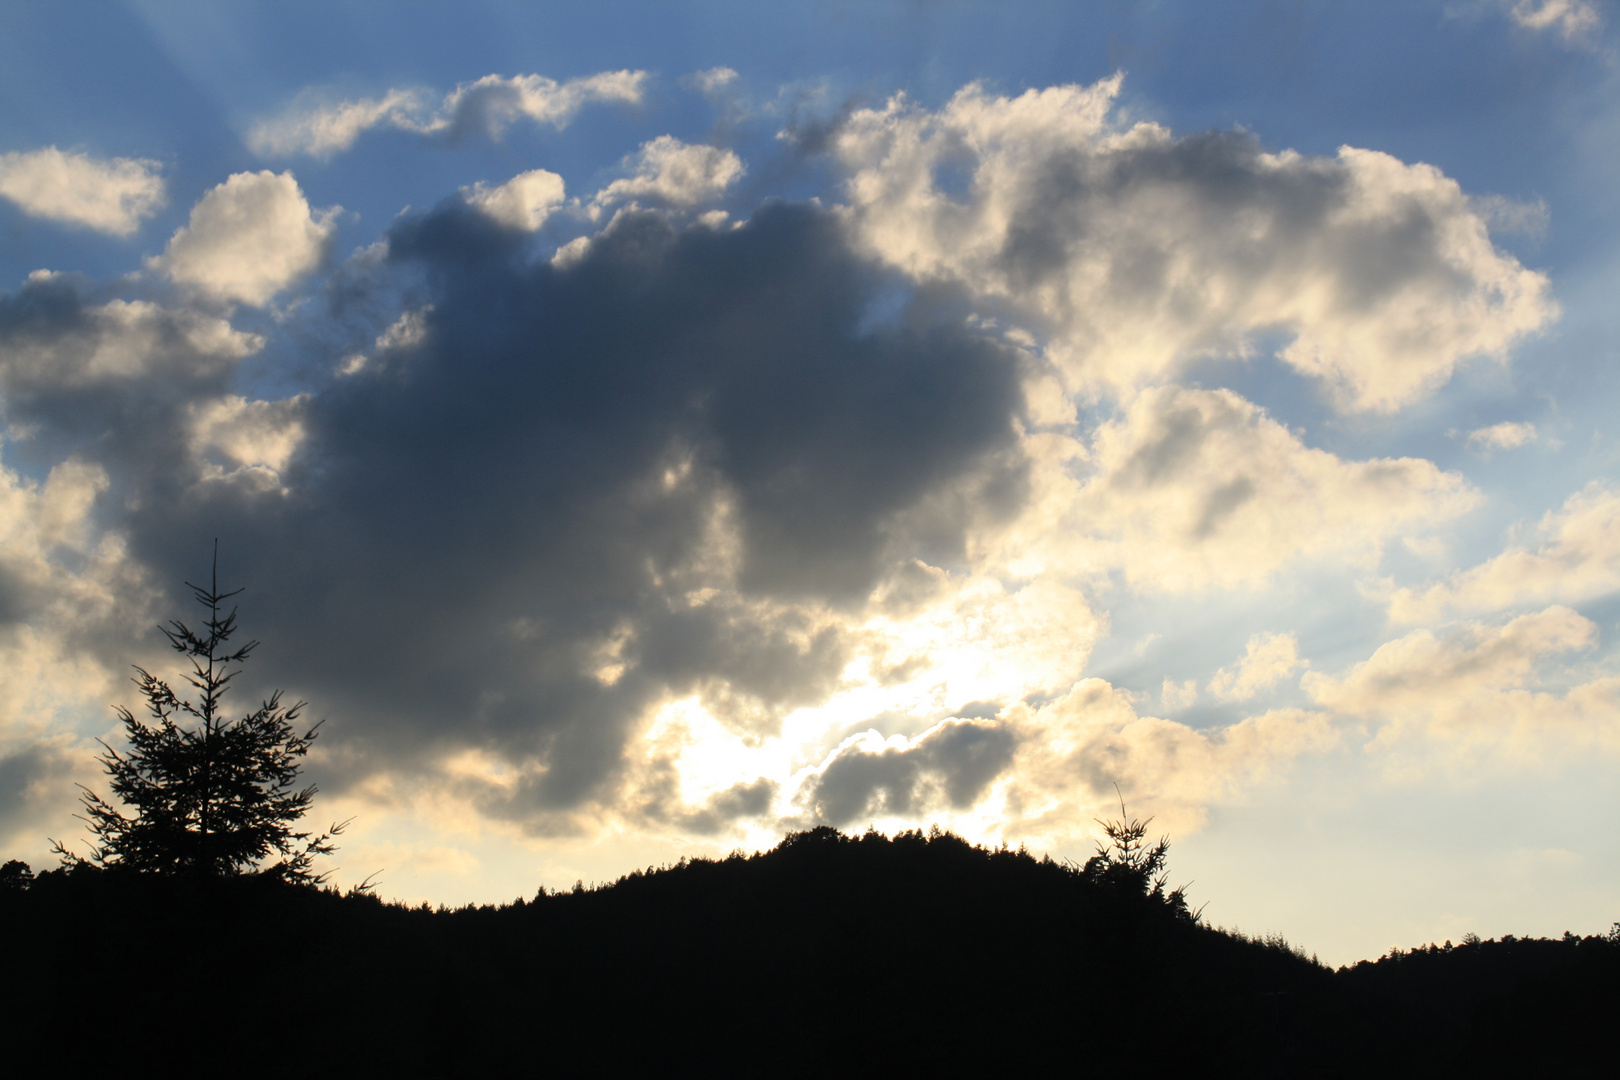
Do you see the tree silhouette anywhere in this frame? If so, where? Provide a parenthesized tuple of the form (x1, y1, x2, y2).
(1081, 789, 1198, 920)
(52, 548, 344, 881)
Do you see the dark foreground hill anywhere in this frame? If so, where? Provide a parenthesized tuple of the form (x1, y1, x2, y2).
(3, 827, 1614, 1077)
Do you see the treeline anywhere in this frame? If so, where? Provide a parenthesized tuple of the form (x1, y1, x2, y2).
(2, 828, 1614, 1077)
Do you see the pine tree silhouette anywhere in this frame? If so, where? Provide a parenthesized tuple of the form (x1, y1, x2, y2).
(52, 546, 344, 881)
(1081, 788, 1198, 920)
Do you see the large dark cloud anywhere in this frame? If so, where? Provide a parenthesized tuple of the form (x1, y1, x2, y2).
(6, 199, 1029, 825)
(0, 743, 75, 846)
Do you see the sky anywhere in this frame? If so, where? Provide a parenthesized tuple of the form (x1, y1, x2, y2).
(1, 0, 1616, 964)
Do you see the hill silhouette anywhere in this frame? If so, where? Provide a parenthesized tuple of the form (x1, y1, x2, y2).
(3, 827, 1614, 1077)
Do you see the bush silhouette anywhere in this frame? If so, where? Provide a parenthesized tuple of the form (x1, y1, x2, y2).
(51, 548, 344, 881)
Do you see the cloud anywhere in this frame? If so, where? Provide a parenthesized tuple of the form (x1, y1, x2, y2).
(433, 71, 647, 141)
(1505, 0, 1603, 43)
(1161, 678, 1197, 711)
(1470, 194, 1550, 237)
(1008, 681, 1339, 841)
(0, 455, 114, 610)
(1308, 606, 1592, 715)
(1304, 606, 1618, 760)
(339, 305, 435, 376)
(187, 393, 309, 492)
(685, 67, 740, 96)
(782, 668, 1345, 841)
(590, 136, 746, 213)
(0, 147, 165, 236)
(0, 274, 262, 395)
(158, 171, 336, 306)
(250, 71, 649, 157)
(247, 88, 428, 159)
(0, 740, 81, 848)
(1209, 633, 1306, 702)
(1464, 421, 1538, 453)
(1066, 386, 1477, 590)
(464, 169, 566, 231)
(1392, 483, 1620, 622)
(800, 717, 1018, 826)
(100, 200, 1027, 830)
(0, 452, 149, 850)
(832, 76, 1557, 410)
(6, 72, 1604, 868)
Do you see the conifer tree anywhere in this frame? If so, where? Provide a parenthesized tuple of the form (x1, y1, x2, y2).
(52, 548, 344, 881)
(1082, 790, 1198, 921)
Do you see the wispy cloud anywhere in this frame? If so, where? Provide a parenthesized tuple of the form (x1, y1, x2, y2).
(1306, 606, 1618, 762)
(1505, 0, 1603, 45)
(1464, 421, 1538, 453)
(1392, 483, 1620, 622)
(1209, 633, 1306, 702)
(249, 71, 649, 158)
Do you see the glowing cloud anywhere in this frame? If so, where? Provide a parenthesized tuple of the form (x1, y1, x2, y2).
(1392, 484, 1620, 622)
(158, 171, 336, 306)
(1209, 633, 1306, 702)
(590, 136, 746, 213)
(0, 147, 164, 236)
(0, 279, 262, 391)
(1305, 607, 1618, 762)
(250, 71, 649, 157)
(833, 76, 1557, 410)
(1069, 386, 1477, 590)
(1464, 421, 1538, 453)
(1506, 0, 1603, 43)
(187, 394, 309, 492)
(465, 169, 567, 231)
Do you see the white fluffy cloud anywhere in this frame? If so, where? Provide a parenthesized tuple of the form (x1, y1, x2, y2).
(833, 77, 1557, 410)
(1161, 677, 1198, 711)
(1053, 386, 1476, 590)
(0, 448, 163, 857)
(1005, 681, 1337, 840)
(187, 393, 309, 492)
(1392, 484, 1620, 622)
(0, 455, 128, 732)
(591, 136, 745, 212)
(1209, 633, 1306, 702)
(1305, 606, 1618, 760)
(158, 171, 336, 306)
(465, 169, 566, 231)
(250, 71, 648, 157)
(0, 147, 164, 236)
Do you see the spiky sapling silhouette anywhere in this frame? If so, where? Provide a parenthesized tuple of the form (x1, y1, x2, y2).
(1081, 789, 1198, 921)
(52, 550, 345, 881)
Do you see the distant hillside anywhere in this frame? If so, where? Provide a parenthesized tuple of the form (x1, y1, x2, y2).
(3, 827, 1613, 1077)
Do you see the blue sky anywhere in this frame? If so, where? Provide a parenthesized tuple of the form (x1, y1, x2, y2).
(1, 0, 1616, 963)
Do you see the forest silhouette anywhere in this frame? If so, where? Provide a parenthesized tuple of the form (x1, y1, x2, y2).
(7, 564, 1615, 1075)
(3, 824, 1615, 1077)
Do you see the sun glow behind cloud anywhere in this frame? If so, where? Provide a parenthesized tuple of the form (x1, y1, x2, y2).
(2, 2, 1617, 964)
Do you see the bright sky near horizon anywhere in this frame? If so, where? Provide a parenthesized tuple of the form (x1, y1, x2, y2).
(1, 0, 1616, 965)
